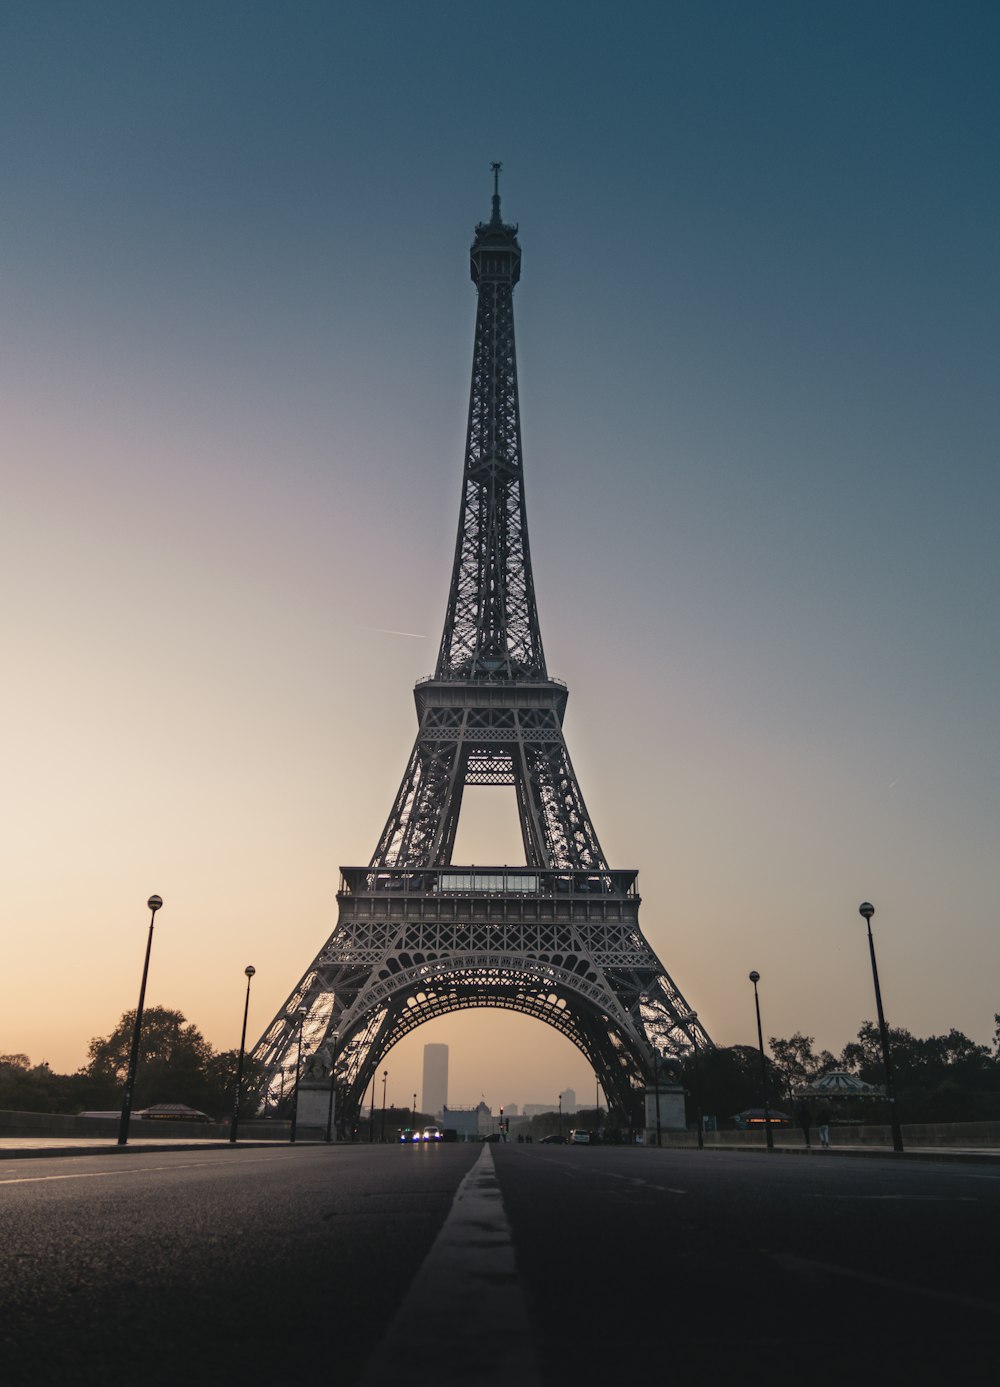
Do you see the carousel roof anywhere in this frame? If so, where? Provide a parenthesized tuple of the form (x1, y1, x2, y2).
(795, 1070, 885, 1098)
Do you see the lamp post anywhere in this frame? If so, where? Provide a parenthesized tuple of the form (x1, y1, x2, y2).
(380, 1069, 388, 1142)
(748, 972, 774, 1151)
(367, 1069, 378, 1143)
(289, 1006, 308, 1144)
(683, 1012, 704, 1150)
(117, 895, 163, 1146)
(859, 902, 904, 1154)
(324, 1030, 341, 1144)
(558, 1092, 563, 1141)
(229, 965, 256, 1144)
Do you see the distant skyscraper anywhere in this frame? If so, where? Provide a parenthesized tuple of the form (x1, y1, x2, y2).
(422, 1044, 448, 1116)
(560, 1088, 578, 1113)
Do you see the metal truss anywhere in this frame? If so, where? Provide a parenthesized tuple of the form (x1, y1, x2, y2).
(252, 174, 711, 1127)
(437, 188, 544, 682)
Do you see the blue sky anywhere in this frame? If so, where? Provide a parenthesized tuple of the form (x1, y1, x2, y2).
(2, 2, 997, 1107)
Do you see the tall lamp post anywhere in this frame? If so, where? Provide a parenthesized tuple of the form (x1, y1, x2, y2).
(367, 1069, 378, 1143)
(229, 964, 256, 1144)
(859, 902, 904, 1154)
(652, 1051, 663, 1147)
(684, 1013, 704, 1150)
(380, 1069, 388, 1142)
(324, 1030, 341, 1144)
(748, 972, 774, 1151)
(558, 1092, 563, 1141)
(289, 1006, 308, 1144)
(118, 895, 163, 1146)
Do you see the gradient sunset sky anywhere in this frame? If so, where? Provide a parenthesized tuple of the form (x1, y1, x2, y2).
(3, 2, 998, 1112)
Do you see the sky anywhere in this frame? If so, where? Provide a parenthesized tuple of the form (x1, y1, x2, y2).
(2, 1, 998, 1114)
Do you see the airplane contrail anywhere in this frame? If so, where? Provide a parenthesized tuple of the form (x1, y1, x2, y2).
(368, 627, 426, 639)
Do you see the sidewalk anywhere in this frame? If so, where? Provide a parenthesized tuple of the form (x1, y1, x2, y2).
(0, 1136, 322, 1160)
(659, 1138, 1000, 1164)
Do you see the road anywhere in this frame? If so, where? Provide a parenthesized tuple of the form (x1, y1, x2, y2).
(1, 1143, 997, 1385)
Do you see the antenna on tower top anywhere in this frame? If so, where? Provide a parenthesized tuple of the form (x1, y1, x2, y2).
(490, 161, 502, 223)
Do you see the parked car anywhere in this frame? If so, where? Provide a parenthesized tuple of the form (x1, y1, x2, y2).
(539, 1134, 565, 1144)
(569, 1129, 591, 1144)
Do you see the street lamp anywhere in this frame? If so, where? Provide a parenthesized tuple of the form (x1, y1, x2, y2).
(289, 1006, 309, 1144)
(229, 965, 256, 1144)
(117, 895, 163, 1146)
(367, 1068, 378, 1143)
(324, 1030, 341, 1144)
(748, 972, 774, 1151)
(380, 1069, 388, 1142)
(859, 902, 904, 1154)
(558, 1091, 563, 1141)
(683, 1012, 704, 1150)
(653, 1051, 663, 1147)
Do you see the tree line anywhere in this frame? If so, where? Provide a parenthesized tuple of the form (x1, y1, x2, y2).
(0, 1007, 266, 1119)
(678, 1014, 1000, 1127)
(2, 1008, 999, 1126)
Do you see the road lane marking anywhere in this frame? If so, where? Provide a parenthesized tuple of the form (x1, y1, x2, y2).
(358, 1144, 540, 1386)
(765, 1251, 1000, 1314)
(805, 1194, 977, 1202)
(536, 1156, 687, 1196)
(602, 1170, 688, 1196)
(0, 1153, 306, 1186)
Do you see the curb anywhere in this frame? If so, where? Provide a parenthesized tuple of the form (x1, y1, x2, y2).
(0, 1139, 336, 1162)
(659, 1143, 1000, 1165)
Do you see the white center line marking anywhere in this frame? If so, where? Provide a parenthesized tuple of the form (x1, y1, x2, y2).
(359, 1144, 540, 1386)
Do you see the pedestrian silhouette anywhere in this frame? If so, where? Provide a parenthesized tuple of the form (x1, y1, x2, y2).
(817, 1105, 832, 1148)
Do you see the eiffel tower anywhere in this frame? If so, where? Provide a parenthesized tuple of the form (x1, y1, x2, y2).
(253, 168, 711, 1125)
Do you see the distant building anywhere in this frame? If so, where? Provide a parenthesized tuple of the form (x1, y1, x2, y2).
(442, 1101, 494, 1141)
(560, 1089, 578, 1113)
(502, 1103, 519, 1116)
(422, 1044, 449, 1116)
(524, 1102, 555, 1117)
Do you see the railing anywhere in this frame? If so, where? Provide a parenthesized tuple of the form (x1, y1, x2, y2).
(413, 674, 568, 690)
(338, 866, 638, 899)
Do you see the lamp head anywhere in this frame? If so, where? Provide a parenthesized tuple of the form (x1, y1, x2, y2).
(859, 901, 875, 921)
(245, 965, 256, 978)
(147, 895, 163, 913)
(749, 970, 760, 984)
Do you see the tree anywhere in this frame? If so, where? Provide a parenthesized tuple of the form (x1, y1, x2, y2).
(679, 1045, 785, 1126)
(0, 1054, 97, 1114)
(767, 1032, 837, 1091)
(839, 1021, 1000, 1123)
(85, 1007, 218, 1113)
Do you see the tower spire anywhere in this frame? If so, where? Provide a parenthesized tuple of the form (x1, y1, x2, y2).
(490, 160, 502, 224)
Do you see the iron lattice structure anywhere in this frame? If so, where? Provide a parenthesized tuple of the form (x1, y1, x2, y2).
(253, 171, 711, 1125)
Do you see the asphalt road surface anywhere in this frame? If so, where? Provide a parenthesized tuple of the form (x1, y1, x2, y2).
(1, 1143, 997, 1386)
